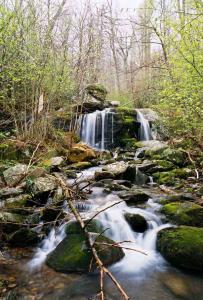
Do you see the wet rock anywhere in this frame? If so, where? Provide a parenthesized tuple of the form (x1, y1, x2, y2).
(65, 219, 103, 235)
(8, 228, 38, 247)
(46, 233, 124, 273)
(118, 190, 149, 206)
(161, 201, 203, 227)
(42, 207, 65, 222)
(3, 164, 27, 186)
(160, 273, 193, 299)
(95, 171, 115, 181)
(112, 180, 132, 188)
(124, 213, 148, 233)
(28, 167, 46, 179)
(197, 186, 203, 196)
(103, 161, 128, 177)
(69, 162, 92, 170)
(157, 226, 203, 273)
(0, 212, 25, 234)
(146, 160, 175, 174)
(68, 143, 96, 163)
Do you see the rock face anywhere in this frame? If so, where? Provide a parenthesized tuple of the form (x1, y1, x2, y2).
(157, 226, 203, 273)
(3, 164, 27, 186)
(68, 143, 96, 163)
(124, 213, 148, 233)
(161, 201, 203, 227)
(46, 233, 124, 273)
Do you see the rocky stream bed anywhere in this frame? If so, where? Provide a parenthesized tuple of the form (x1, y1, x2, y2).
(0, 140, 203, 300)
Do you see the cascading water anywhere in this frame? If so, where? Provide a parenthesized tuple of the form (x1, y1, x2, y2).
(136, 110, 153, 141)
(78, 108, 114, 150)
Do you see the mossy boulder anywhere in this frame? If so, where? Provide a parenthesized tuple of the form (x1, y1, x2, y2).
(161, 202, 203, 227)
(65, 219, 103, 235)
(160, 148, 188, 167)
(68, 143, 96, 163)
(124, 213, 148, 233)
(8, 228, 38, 247)
(46, 233, 124, 273)
(69, 161, 92, 170)
(153, 168, 193, 185)
(4, 194, 31, 213)
(3, 164, 27, 186)
(157, 226, 203, 273)
(85, 84, 107, 101)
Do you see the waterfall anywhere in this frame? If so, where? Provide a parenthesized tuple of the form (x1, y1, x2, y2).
(78, 108, 114, 150)
(136, 110, 153, 141)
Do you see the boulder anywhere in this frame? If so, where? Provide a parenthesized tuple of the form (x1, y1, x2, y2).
(0, 212, 25, 233)
(160, 148, 188, 167)
(0, 187, 24, 199)
(103, 161, 128, 177)
(8, 228, 38, 247)
(85, 84, 107, 101)
(28, 167, 46, 179)
(118, 190, 149, 206)
(46, 233, 124, 273)
(30, 175, 57, 195)
(42, 207, 65, 222)
(3, 194, 31, 212)
(3, 164, 27, 186)
(124, 213, 148, 233)
(95, 171, 115, 181)
(69, 162, 92, 170)
(153, 168, 193, 185)
(161, 201, 203, 227)
(157, 226, 203, 273)
(65, 219, 103, 235)
(68, 143, 96, 163)
(158, 193, 195, 205)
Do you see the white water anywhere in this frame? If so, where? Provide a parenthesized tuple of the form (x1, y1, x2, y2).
(78, 108, 114, 150)
(136, 110, 153, 141)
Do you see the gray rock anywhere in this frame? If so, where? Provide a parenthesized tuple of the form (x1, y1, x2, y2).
(124, 213, 148, 232)
(50, 157, 64, 166)
(3, 164, 27, 186)
(0, 187, 24, 199)
(31, 175, 57, 194)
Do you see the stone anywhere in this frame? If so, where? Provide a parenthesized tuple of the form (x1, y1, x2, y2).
(158, 193, 195, 205)
(65, 219, 103, 235)
(197, 186, 203, 196)
(157, 226, 203, 273)
(95, 171, 115, 181)
(0, 187, 24, 199)
(69, 162, 92, 170)
(31, 175, 57, 194)
(8, 228, 38, 247)
(161, 201, 203, 227)
(160, 148, 188, 167)
(85, 84, 107, 101)
(124, 213, 148, 232)
(28, 167, 46, 179)
(46, 233, 124, 273)
(153, 168, 193, 185)
(42, 207, 65, 222)
(68, 143, 96, 163)
(118, 190, 149, 205)
(0, 212, 25, 233)
(3, 194, 31, 212)
(3, 164, 27, 186)
(103, 161, 128, 176)
(50, 157, 64, 166)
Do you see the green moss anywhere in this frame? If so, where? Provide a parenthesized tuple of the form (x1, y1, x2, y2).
(46, 233, 124, 273)
(65, 219, 103, 235)
(161, 201, 203, 226)
(153, 168, 192, 185)
(85, 84, 107, 101)
(157, 226, 203, 273)
(153, 160, 174, 170)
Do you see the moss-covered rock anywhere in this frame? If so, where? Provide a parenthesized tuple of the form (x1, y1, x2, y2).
(8, 228, 38, 247)
(124, 213, 148, 232)
(157, 226, 203, 273)
(3, 164, 27, 186)
(68, 143, 96, 163)
(4, 194, 31, 213)
(65, 219, 103, 235)
(161, 202, 203, 227)
(69, 162, 92, 170)
(160, 148, 188, 167)
(153, 168, 193, 185)
(85, 84, 107, 101)
(46, 233, 124, 273)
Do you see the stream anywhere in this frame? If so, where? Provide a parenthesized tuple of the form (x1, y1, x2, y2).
(25, 166, 203, 300)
